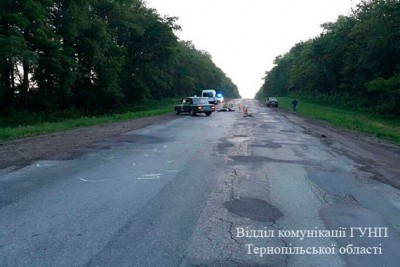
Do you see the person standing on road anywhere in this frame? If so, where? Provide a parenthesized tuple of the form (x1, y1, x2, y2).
(292, 99, 298, 113)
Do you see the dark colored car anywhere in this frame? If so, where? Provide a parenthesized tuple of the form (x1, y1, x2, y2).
(174, 97, 216, 116)
(266, 97, 279, 107)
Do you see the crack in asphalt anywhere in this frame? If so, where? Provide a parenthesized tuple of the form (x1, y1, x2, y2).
(229, 155, 322, 166)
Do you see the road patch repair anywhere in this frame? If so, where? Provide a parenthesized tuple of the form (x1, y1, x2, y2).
(181, 167, 288, 267)
(181, 110, 288, 266)
(224, 198, 283, 223)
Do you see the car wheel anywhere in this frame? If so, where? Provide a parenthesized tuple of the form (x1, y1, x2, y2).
(175, 109, 180, 115)
(206, 112, 211, 116)
(190, 109, 196, 116)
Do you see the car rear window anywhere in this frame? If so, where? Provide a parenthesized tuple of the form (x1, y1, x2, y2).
(202, 92, 213, 97)
(194, 98, 209, 104)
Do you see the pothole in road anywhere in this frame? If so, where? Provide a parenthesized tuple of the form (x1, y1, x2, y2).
(120, 134, 164, 144)
(251, 143, 282, 149)
(229, 156, 321, 166)
(224, 198, 283, 223)
(307, 172, 358, 195)
(233, 134, 248, 138)
(260, 125, 277, 129)
(218, 142, 234, 154)
(229, 156, 265, 163)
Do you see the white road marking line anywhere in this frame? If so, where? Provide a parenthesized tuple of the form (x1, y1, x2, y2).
(133, 174, 161, 180)
(78, 177, 108, 183)
(141, 174, 161, 177)
(132, 163, 144, 166)
(36, 163, 55, 168)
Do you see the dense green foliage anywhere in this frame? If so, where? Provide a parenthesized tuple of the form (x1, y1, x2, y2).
(256, 0, 400, 116)
(0, 0, 240, 117)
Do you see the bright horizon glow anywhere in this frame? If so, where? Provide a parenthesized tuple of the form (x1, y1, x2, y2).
(146, 0, 358, 98)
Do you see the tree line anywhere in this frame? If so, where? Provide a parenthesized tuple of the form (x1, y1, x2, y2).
(256, 0, 400, 116)
(0, 0, 240, 116)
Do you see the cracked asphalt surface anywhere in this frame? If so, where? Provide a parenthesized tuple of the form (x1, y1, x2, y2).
(1, 99, 400, 266)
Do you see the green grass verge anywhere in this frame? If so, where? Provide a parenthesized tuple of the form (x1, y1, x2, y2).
(276, 97, 400, 143)
(0, 98, 178, 142)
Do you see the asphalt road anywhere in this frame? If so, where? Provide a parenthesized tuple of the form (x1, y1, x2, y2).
(1, 99, 400, 267)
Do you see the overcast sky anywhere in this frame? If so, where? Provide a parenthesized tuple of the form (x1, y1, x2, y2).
(146, 0, 358, 98)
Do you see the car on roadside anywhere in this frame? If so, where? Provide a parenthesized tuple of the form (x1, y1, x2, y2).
(216, 93, 224, 103)
(266, 97, 279, 107)
(174, 97, 216, 116)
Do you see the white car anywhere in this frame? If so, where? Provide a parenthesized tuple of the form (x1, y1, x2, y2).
(216, 93, 224, 103)
(202, 89, 216, 104)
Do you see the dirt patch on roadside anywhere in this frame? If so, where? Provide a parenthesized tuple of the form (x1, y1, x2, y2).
(0, 113, 176, 171)
(277, 109, 400, 190)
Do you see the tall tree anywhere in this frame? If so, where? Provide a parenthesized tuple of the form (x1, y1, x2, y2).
(0, 0, 239, 117)
(257, 0, 400, 115)
(0, 0, 31, 113)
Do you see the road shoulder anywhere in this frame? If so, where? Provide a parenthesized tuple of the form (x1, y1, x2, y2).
(0, 113, 176, 171)
(274, 108, 400, 190)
